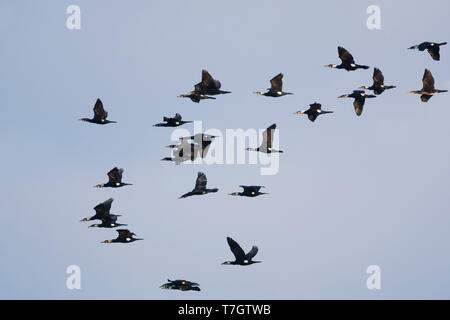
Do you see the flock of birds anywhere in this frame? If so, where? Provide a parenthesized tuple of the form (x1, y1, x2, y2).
(78, 42, 447, 292)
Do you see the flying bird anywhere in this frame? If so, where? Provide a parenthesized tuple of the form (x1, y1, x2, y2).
(325, 46, 369, 71)
(178, 91, 216, 103)
(222, 237, 261, 266)
(153, 113, 192, 127)
(179, 172, 218, 199)
(194, 69, 231, 95)
(409, 69, 448, 102)
(338, 90, 376, 116)
(229, 186, 267, 197)
(101, 229, 143, 243)
(94, 167, 132, 188)
(408, 42, 447, 61)
(89, 215, 127, 229)
(246, 124, 283, 153)
(294, 102, 333, 122)
(160, 279, 201, 292)
(254, 73, 293, 97)
(79, 99, 117, 125)
(80, 198, 121, 222)
(360, 68, 396, 95)
(162, 140, 199, 164)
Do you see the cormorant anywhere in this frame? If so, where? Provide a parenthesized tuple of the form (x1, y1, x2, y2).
(408, 42, 447, 61)
(80, 198, 122, 222)
(360, 68, 396, 95)
(79, 99, 117, 125)
(102, 229, 143, 243)
(160, 279, 201, 291)
(162, 140, 198, 164)
(178, 91, 216, 103)
(153, 113, 192, 127)
(194, 70, 231, 95)
(409, 69, 448, 102)
(94, 167, 132, 188)
(229, 185, 267, 197)
(246, 124, 283, 153)
(338, 90, 376, 116)
(89, 215, 127, 228)
(325, 47, 369, 71)
(294, 102, 333, 122)
(254, 73, 293, 97)
(222, 237, 261, 266)
(179, 172, 218, 199)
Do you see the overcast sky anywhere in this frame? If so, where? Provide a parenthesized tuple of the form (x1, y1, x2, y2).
(1, 0, 450, 299)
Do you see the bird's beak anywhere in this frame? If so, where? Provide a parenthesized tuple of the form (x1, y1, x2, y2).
(408, 91, 416, 94)
(294, 110, 304, 114)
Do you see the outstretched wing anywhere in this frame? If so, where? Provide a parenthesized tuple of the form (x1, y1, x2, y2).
(270, 73, 283, 91)
(372, 68, 384, 86)
(227, 237, 246, 261)
(107, 167, 123, 184)
(201, 70, 215, 87)
(93, 99, 107, 120)
(240, 185, 263, 193)
(194, 172, 207, 191)
(260, 123, 276, 151)
(246, 246, 259, 260)
(353, 98, 365, 116)
(117, 229, 131, 238)
(174, 113, 182, 121)
(427, 46, 440, 61)
(94, 198, 113, 216)
(422, 69, 435, 92)
(338, 46, 355, 65)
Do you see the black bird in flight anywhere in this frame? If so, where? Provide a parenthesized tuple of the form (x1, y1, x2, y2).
(153, 113, 192, 127)
(408, 42, 447, 61)
(294, 102, 333, 122)
(80, 198, 121, 222)
(338, 90, 376, 116)
(325, 47, 369, 71)
(178, 91, 216, 103)
(79, 99, 117, 125)
(160, 279, 201, 291)
(179, 172, 218, 199)
(360, 68, 396, 95)
(102, 229, 143, 244)
(229, 185, 267, 197)
(246, 124, 283, 153)
(194, 69, 231, 96)
(254, 73, 293, 97)
(222, 237, 261, 266)
(162, 139, 199, 165)
(409, 69, 448, 102)
(94, 167, 132, 188)
(89, 215, 127, 229)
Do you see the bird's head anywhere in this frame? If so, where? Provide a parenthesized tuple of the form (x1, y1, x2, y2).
(294, 110, 304, 115)
(253, 91, 265, 95)
(359, 86, 369, 90)
(325, 64, 337, 68)
(101, 240, 112, 244)
(221, 261, 232, 265)
(229, 192, 240, 196)
(88, 224, 99, 228)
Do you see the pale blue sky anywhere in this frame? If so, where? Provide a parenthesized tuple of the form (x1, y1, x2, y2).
(1, 0, 450, 299)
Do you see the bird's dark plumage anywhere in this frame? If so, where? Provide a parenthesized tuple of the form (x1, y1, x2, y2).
(94, 167, 132, 188)
(295, 102, 333, 122)
(360, 68, 396, 95)
(160, 279, 201, 291)
(79, 99, 117, 125)
(254, 73, 293, 97)
(102, 229, 143, 243)
(408, 42, 447, 61)
(179, 172, 218, 199)
(246, 124, 283, 153)
(409, 69, 448, 102)
(325, 47, 369, 71)
(230, 185, 267, 197)
(222, 237, 261, 266)
(338, 90, 376, 116)
(153, 113, 192, 127)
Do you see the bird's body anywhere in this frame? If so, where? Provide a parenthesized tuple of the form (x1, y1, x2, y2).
(222, 237, 261, 266)
(94, 167, 132, 188)
(230, 185, 267, 197)
(102, 229, 143, 243)
(89, 215, 127, 229)
(162, 140, 199, 164)
(179, 172, 218, 199)
(79, 99, 117, 125)
(360, 68, 396, 95)
(246, 124, 283, 153)
(295, 102, 333, 122)
(160, 279, 201, 291)
(409, 69, 448, 102)
(194, 70, 231, 96)
(153, 113, 192, 127)
(254, 73, 293, 97)
(338, 90, 376, 116)
(325, 47, 369, 71)
(408, 42, 447, 61)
